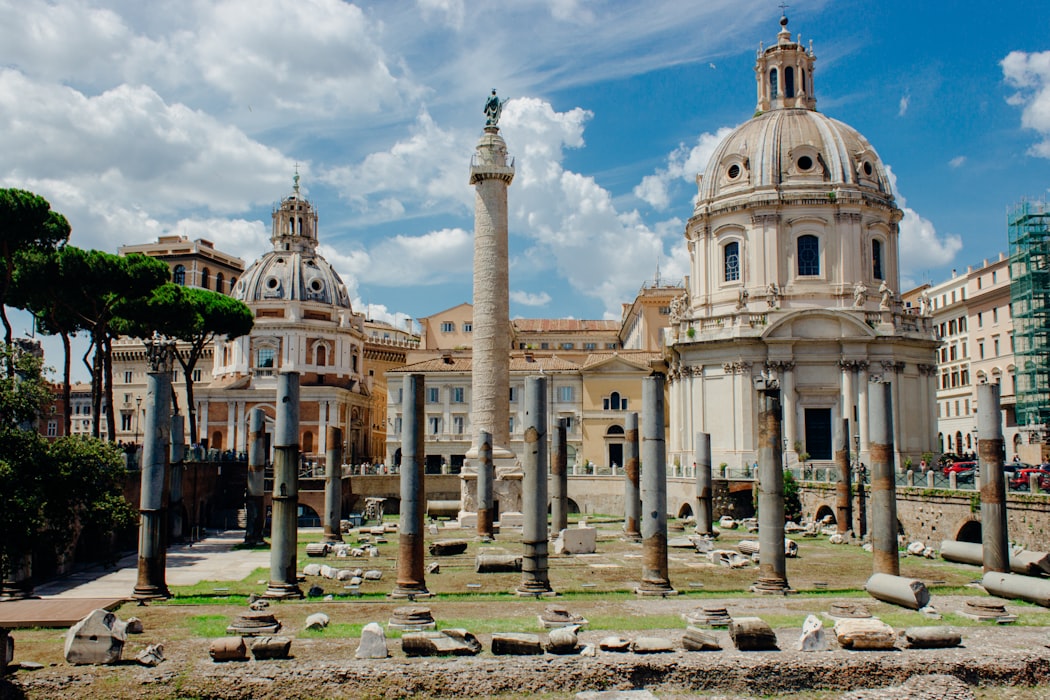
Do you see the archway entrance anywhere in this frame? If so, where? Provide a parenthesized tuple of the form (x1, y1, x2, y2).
(605, 424, 625, 470)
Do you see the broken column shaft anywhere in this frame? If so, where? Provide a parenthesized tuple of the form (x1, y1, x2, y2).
(550, 419, 568, 535)
(637, 375, 675, 595)
(517, 376, 553, 596)
(323, 426, 343, 543)
(264, 371, 303, 599)
(978, 383, 1009, 574)
(244, 408, 266, 546)
(133, 341, 173, 600)
(169, 413, 186, 543)
(834, 418, 853, 535)
(869, 381, 899, 576)
(476, 431, 494, 540)
(695, 431, 713, 536)
(752, 388, 791, 594)
(393, 373, 430, 598)
(623, 411, 641, 540)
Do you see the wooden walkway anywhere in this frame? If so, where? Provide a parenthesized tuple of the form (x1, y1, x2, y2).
(0, 597, 126, 629)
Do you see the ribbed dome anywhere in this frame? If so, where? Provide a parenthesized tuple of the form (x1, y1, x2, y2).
(235, 249, 352, 309)
(697, 108, 893, 205)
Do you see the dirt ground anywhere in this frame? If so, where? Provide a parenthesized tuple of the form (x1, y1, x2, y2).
(4, 523, 1050, 699)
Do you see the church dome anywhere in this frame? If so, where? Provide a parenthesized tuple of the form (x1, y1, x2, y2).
(697, 108, 893, 204)
(696, 14, 893, 209)
(234, 174, 353, 310)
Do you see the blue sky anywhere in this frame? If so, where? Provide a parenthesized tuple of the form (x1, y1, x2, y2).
(2, 1, 1049, 380)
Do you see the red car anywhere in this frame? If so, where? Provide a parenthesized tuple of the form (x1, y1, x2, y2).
(1010, 467, 1050, 491)
(942, 461, 977, 475)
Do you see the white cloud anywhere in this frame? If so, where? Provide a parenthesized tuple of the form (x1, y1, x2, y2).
(898, 94, 910, 117)
(321, 227, 473, 289)
(321, 110, 473, 219)
(417, 0, 465, 30)
(948, 156, 967, 168)
(510, 290, 552, 307)
(885, 166, 963, 273)
(1002, 50, 1050, 157)
(633, 127, 736, 210)
(0, 68, 291, 251)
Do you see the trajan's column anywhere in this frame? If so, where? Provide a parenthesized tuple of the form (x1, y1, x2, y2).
(463, 90, 519, 517)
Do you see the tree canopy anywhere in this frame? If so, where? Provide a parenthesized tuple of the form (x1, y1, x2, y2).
(118, 283, 254, 442)
(0, 189, 70, 370)
(0, 346, 134, 588)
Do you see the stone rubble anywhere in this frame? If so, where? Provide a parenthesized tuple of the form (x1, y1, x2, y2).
(355, 622, 389, 659)
(64, 609, 128, 665)
(797, 614, 827, 652)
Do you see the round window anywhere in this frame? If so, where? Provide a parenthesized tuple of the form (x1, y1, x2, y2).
(727, 164, 741, 180)
(266, 277, 279, 289)
(797, 155, 813, 171)
(309, 279, 323, 293)
(863, 161, 873, 176)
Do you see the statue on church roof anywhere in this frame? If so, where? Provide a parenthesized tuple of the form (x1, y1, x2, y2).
(852, 281, 867, 308)
(484, 89, 504, 126)
(878, 280, 894, 310)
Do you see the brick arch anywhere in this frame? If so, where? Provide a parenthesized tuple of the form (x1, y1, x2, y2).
(808, 500, 835, 525)
(814, 503, 836, 525)
(954, 517, 982, 543)
(678, 502, 693, 519)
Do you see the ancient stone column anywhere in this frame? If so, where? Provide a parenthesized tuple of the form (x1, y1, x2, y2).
(264, 371, 303, 599)
(752, 388, 791, 594)
(476, 430, 494, 540)
(517, 376, 553, 596)
(134, 337, 174, 600)
(169, 413, 186, 543)
(550, 419, 568, 535)
(623, 411, 641, 540)
(323, 426, 343, 544)
(467, 116, 515, 463)
(393, 374, 429, 598)
(694, 431, 713, 536)
(978, 383, 1009, 574)
(637, 375, 675, 595)
(869, 381, 899, 577)
(244, 408, 266, 546)
(834, 418, 853, 536)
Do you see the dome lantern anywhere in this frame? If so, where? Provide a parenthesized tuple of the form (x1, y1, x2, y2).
(271, 168, 320, 254)
(754, 13, 817, 113)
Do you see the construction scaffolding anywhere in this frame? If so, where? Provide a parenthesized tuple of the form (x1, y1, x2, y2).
(1009, 200, 1050, 430)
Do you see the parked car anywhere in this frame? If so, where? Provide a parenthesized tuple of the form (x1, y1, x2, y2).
(942, 461, 977, 475)
(1009, 467, 1050, 491)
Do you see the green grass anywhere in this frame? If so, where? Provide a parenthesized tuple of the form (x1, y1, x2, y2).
(187, 614, 229, 637)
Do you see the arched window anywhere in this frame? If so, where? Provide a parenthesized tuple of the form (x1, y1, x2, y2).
(784, 66, 795, 98)
(955, 431, 964, 453)
(724, 241, 740, 282)
(316, 345, 327, 366)
(303, 431, 314, 454)
(173, 264, 186, 285)
(201, 268, 210, 290)
(797, 235, 820, 276)
(215, 273, 225, 294)
(606, 425, 624, 436)
(769, 68, 778, 99)
(800, 68, 807, 95)
(230, 276, 237, 291)
(603, 392, 627, 411)
(872, 240, 884, 280)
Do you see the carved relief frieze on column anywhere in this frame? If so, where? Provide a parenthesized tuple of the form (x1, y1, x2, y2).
(690, 365, 704, 377)
(838, 359, 860, 372)
(722, 361, 753, 374)
(916, 363, 936, 376)
(765, 360, 795, 374)
(881, 360, 905, 374)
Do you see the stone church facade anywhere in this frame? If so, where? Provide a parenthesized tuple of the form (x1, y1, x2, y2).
(664, 16, 939, 472)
